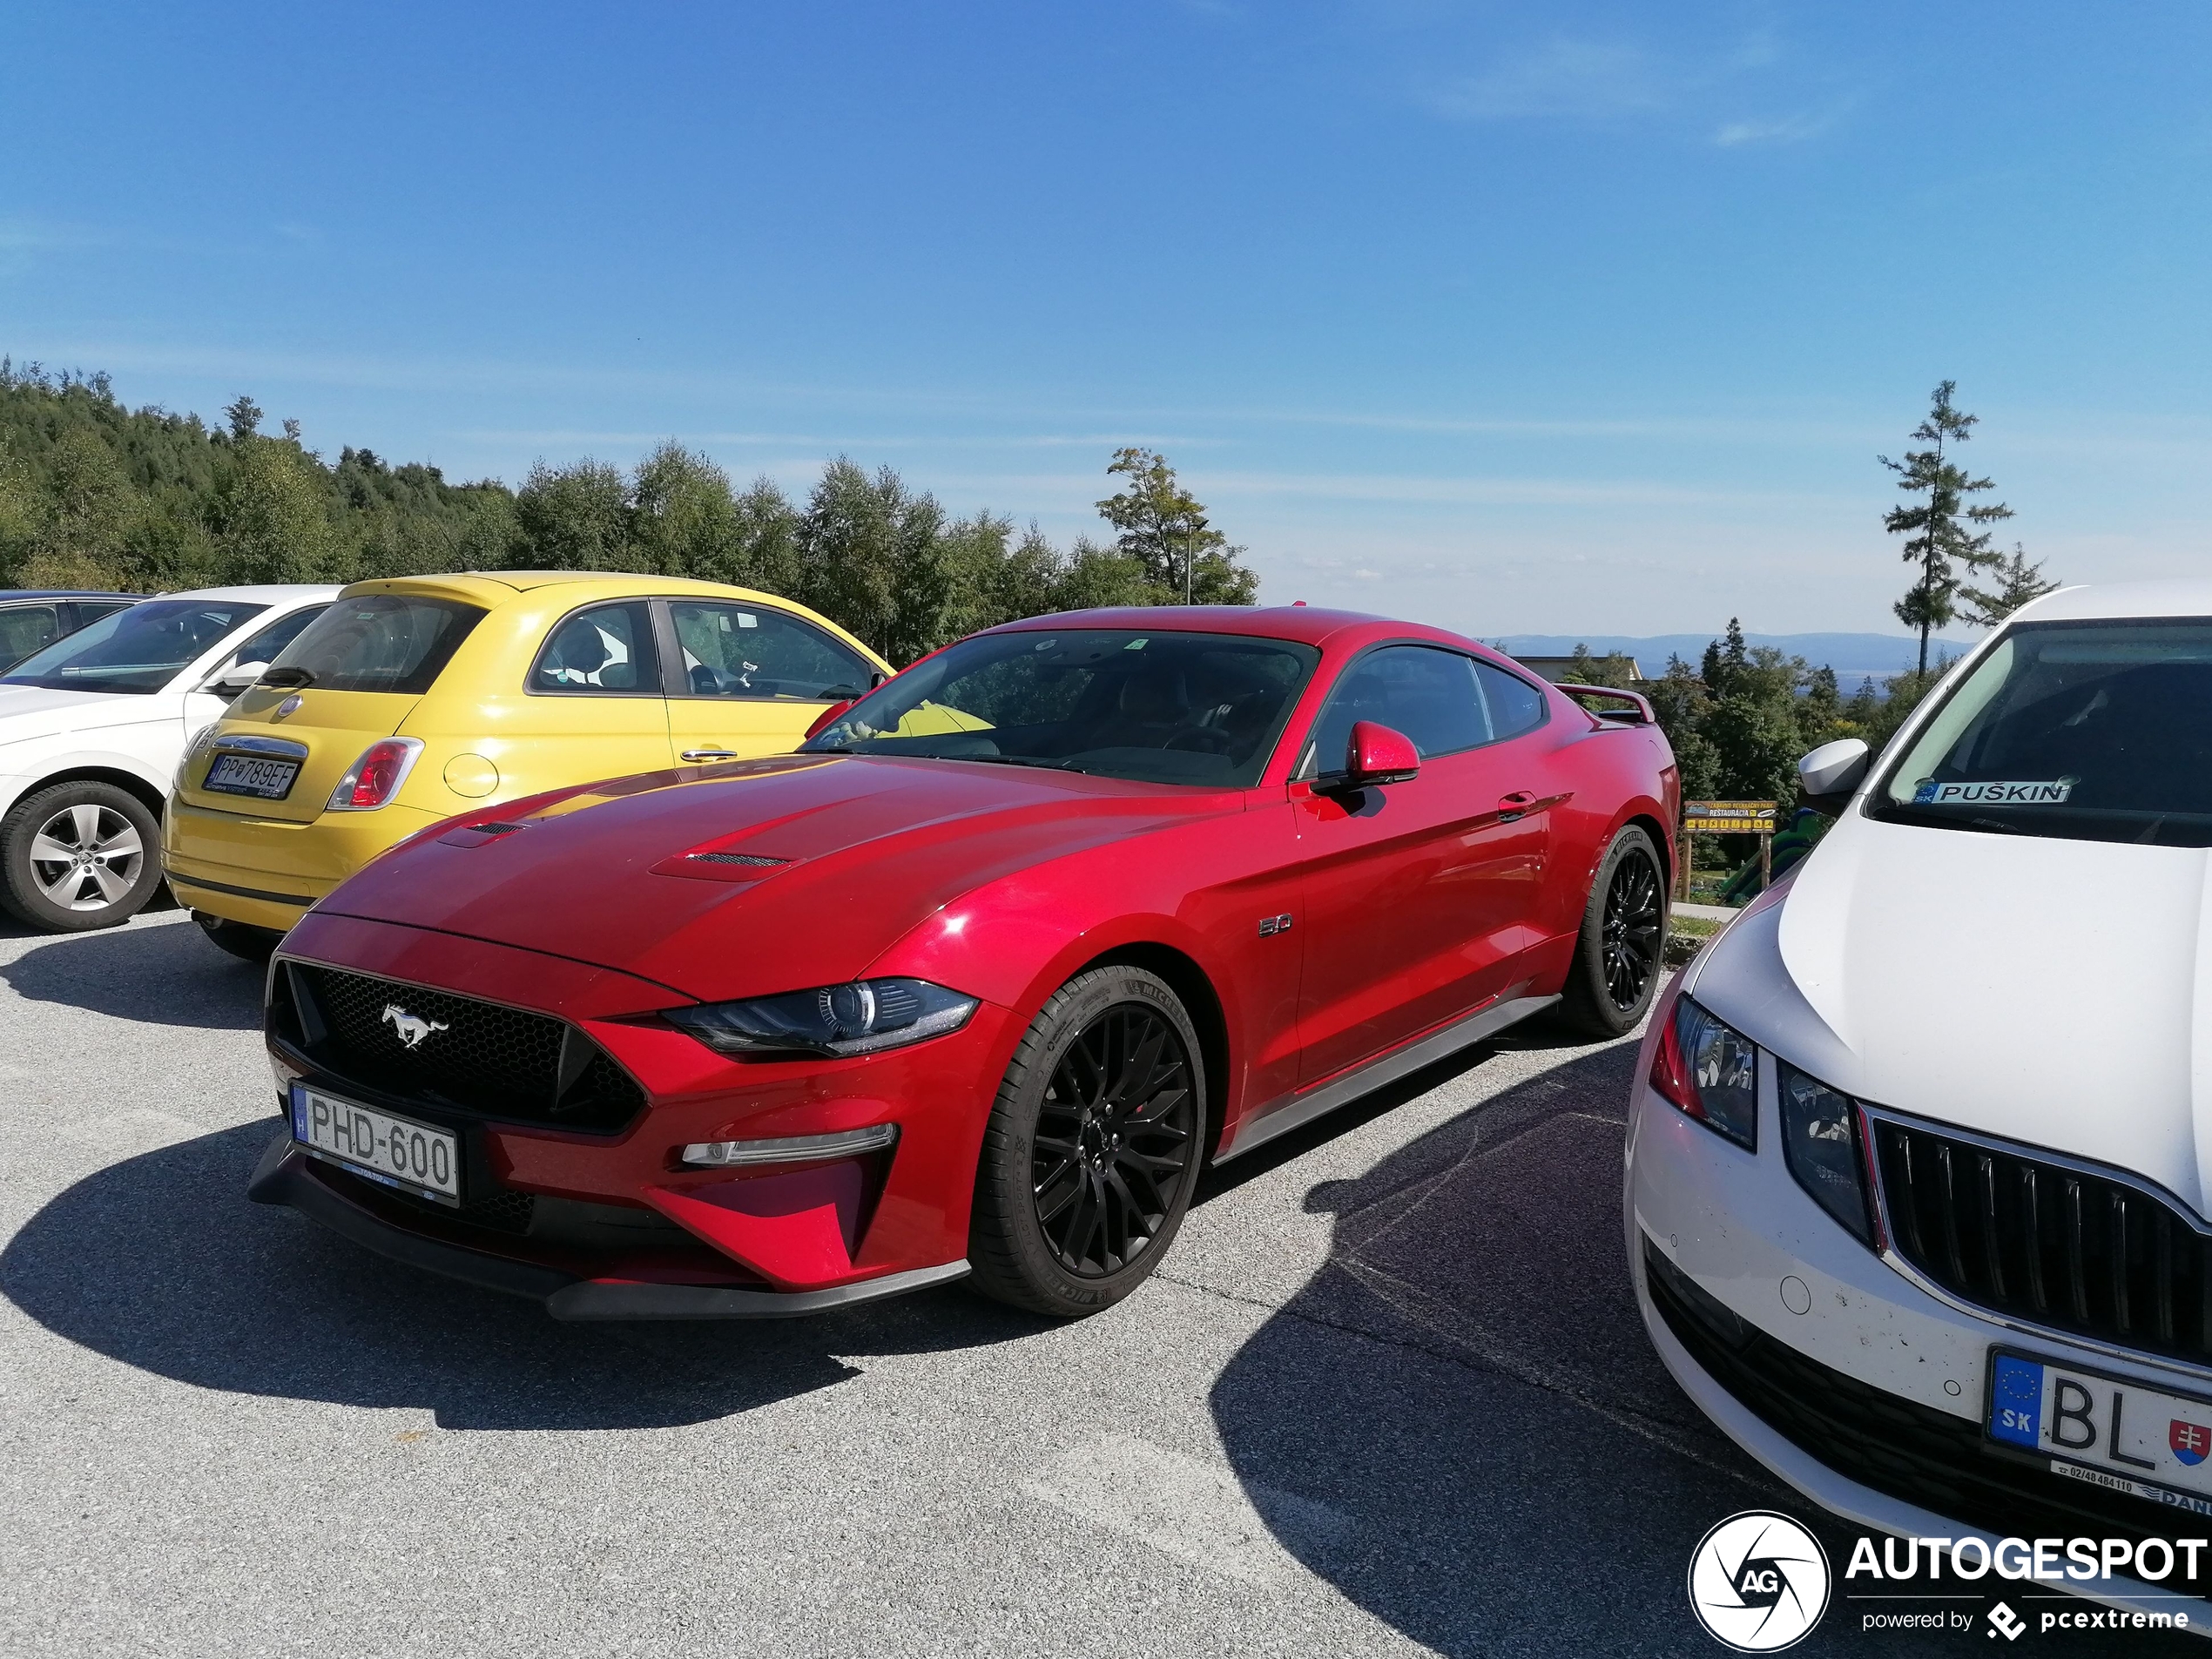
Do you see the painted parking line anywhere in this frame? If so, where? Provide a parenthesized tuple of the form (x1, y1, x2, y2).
(1022, 1432, 1354, 1586)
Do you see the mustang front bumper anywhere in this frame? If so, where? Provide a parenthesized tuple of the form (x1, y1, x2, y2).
(253, 911, 1009, 1318)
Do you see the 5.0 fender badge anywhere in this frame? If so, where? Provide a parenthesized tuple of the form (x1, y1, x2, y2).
(1258, 914, 1292, 938)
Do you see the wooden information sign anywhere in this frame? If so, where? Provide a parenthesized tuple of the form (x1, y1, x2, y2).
(1683, 801, 1779, 834)
(1680, 800, 1780, 897)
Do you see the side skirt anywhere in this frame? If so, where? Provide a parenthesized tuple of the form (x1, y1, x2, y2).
(1214, 992, 1560, 1163)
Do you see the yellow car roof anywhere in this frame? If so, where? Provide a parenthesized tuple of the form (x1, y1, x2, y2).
(330, 572, 890, 666)
(342, 570, 795, 601)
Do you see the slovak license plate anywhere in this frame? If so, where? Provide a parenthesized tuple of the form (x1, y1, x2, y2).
(205, 752, 301, 799)
(290, 1083, 461, 1204)
(1988, 1347, 2212, 1517)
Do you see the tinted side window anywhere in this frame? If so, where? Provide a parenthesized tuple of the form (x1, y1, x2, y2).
(1305, 645, 1490, 774)
(531, 602, 660, 695)
(65, 600, 134, 631)
(670, 601, 873, 701)
(229, 604, 328, 670)
(0, 604, 60, 668)
(1473, 660, 1549, 740)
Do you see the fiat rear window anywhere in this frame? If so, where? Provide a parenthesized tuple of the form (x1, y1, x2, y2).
(1871, 618, 2212, 847)
(803, 629, 1320, 787)
(265, 596, 485, 695)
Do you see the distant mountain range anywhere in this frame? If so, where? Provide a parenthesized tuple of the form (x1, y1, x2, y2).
(1493, 631, 1979, 685)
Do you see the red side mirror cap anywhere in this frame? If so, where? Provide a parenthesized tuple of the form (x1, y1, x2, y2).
(804, 698, 855, 740)
(1345, 720, 1420, 786)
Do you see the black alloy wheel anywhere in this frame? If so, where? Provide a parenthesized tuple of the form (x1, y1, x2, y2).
(968, 965, 1208, 1317)
(1558, 824, 1667, 1038)
(1031, 1003, 1197, 1278)
(1601, 844, 1664, 1012)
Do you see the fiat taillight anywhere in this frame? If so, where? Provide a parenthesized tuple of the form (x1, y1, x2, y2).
(327, 738, 423, 812)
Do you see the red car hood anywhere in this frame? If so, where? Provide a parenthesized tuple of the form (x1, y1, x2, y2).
(319, 753, 1244, 1003)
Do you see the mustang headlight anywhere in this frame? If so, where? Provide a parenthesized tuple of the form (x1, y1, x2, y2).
(1649, 995, 1757, 1150)
(1777, 1062, 1876, 1245)
(664, 978, 978, 1057)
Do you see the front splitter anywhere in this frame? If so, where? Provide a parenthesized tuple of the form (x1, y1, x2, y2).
(246, 1132, 969, 1320)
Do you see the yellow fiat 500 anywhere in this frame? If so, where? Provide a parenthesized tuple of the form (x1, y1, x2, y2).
(164, 571, 890, 959)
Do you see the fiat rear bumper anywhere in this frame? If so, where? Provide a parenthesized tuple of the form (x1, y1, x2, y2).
(165, 799, 442, 930)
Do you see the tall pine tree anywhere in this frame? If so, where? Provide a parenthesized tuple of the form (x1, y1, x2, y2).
(1880, 381, 2013, 675)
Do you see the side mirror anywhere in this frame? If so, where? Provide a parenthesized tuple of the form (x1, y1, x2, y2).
(805, 698, 856, 740)
(1343, 720, 1420, 787)
(206, 660, 269, 696)
(1798, 738, 1870, 812)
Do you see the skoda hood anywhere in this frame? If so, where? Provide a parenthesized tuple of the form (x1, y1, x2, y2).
(1689, 810, 2212, 1218)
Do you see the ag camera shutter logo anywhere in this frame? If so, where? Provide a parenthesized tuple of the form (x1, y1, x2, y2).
(1688, 1511, 1831, 1651)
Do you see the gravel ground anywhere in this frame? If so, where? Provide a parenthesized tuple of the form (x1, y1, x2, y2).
(0, 909, 2186, 1656)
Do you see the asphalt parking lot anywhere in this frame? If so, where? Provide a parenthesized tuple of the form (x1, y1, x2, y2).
(0, 910, 2187, 1656)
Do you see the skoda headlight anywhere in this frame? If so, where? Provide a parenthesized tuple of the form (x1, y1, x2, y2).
(664, 978, 977, 1057)
(1649, 995, 1758, 1150)
(1778, 1062, 1876, 1245)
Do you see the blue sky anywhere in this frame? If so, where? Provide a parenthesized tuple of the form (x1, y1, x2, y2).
(4, 3, 2207, 637)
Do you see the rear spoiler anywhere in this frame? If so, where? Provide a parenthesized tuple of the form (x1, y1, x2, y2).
(1558, 685, 1656, 725)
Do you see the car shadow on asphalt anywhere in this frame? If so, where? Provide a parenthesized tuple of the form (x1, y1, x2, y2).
(0, 1118, 1055, 1432)
(0, 910, 264, 1031)
(1204, 1041, 2188, 1657)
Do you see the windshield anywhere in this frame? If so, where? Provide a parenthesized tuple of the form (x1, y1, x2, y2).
(266, 594, 486, 695)
(800, 628, 1321, 786)
(0, 598, 269, 695)
(1871, 618, 2212, 847)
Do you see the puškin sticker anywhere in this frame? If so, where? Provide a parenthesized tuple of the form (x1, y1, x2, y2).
(1913, 779, 2074, 806)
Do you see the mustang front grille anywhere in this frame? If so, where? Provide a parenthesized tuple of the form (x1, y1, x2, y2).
(1873, 1117, 2212, 1366)
(274, 961, 644, 1134)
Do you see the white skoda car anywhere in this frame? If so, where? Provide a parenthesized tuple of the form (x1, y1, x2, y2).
(1629, 578, 2212, 1615)
(0, 585, 337, 931)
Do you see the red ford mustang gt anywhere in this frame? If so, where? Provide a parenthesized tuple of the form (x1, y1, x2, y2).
(250, 606, 1678, 1318)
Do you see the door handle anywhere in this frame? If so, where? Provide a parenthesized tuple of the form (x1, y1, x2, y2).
(1497, 791, 1537, 822)
(681, 749, 738, 762)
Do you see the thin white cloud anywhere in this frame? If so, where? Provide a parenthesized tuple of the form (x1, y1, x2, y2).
(1430, 37, 1663, 121)
(445, 428, 1217, 453)
(1714, 107, 1843, 147)
(1423, 23, 1856, 147)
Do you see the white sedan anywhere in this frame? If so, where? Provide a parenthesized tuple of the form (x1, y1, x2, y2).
(0, 585, 337, 931)
(1628, 577, 2212, 1617)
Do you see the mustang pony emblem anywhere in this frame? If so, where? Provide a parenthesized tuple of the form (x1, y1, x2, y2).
(381, 1004, 450, 1049)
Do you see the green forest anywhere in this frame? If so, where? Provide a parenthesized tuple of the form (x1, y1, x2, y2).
(0, 362, 1255, 666)
(1, 358, 1954, 823)
(1555, 630, 1947, 808)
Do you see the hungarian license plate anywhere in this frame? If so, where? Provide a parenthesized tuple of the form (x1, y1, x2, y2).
(290, 1083, 460, 1204)
(1988, 1348, 2212, 1517)
(206, 752, 301, 800)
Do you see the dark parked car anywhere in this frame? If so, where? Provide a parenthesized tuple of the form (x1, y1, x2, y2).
(0, 591, 143, 671)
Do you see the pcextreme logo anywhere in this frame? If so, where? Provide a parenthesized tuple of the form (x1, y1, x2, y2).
(1688, 1510, 1831, 1651)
